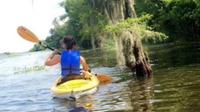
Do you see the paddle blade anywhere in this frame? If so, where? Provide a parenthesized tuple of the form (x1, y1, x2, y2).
(97, 75, 112, 84)
(17, 26, 40, 43)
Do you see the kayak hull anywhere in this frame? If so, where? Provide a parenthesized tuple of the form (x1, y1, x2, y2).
(51, 73, 99, 99)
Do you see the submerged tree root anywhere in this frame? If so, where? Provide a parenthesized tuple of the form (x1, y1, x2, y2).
(116, 31, 152, 77)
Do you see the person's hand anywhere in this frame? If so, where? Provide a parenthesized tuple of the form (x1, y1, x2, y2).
(52, 49, 60, 55)
(83, 71, 91, 79)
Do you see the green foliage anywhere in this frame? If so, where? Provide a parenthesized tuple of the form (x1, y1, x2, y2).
(102, 37, 116, 50)
(105, 14, 168, 42)
(64, 0, 107, 47)
(135, 0, 200, 41)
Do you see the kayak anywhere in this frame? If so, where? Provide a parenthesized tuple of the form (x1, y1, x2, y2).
(51, 73, 99, 99)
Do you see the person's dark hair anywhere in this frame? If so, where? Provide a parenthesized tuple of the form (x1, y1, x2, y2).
(63, 35, 77, 50)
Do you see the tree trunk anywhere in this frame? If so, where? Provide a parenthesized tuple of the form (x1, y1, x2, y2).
(91, 36, 96, 50)
(88, 0, 152, 77)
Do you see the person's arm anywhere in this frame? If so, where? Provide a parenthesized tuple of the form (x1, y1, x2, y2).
(45, 50, 60, 66)
(80, 56, 91, 79)
(80, 56, 89, 71)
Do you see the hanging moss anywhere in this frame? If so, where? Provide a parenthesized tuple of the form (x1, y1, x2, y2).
(104, 14, 168, 43)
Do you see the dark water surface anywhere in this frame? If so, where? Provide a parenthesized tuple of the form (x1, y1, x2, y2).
(0, 43, 199, 112)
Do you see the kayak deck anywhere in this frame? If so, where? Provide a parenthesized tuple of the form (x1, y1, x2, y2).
(51, 73, 99, 98)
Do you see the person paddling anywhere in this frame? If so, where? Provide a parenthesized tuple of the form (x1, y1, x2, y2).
(45, 35, 91, 85)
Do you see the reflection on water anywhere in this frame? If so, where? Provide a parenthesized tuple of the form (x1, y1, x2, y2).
(147, 42, 200, 68)
(152, 65, 200, 112)
(128, 78, 154, 112)
(0, 42, 200, 112)
(147, 42, 200, 112)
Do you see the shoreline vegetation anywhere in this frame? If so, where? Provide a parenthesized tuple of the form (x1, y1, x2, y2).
(31, 0, 200, 52)
(30, 0, 199, 76)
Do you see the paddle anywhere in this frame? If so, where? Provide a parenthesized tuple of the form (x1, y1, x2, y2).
(17, 26, 112, 83)
(17, 26, 57, 52)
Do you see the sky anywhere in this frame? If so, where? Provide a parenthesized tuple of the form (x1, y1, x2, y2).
(0, 0, 65, 53)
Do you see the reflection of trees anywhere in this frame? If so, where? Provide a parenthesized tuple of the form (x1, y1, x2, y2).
(82, 49, 116, 67)
(147, 43, 200, 69)
(152, 67, 200, 112)
(128, 77, 154, 112)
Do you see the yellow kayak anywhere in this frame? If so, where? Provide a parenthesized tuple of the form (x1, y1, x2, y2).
(51, 73, 99, 99)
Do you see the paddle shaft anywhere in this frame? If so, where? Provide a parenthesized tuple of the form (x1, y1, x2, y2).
(39, 42, 61, 55)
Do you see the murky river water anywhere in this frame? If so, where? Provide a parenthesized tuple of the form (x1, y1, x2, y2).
(0, 43, 199, 112)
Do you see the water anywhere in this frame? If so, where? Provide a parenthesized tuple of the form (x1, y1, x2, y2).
(0, 43, 199, 112)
